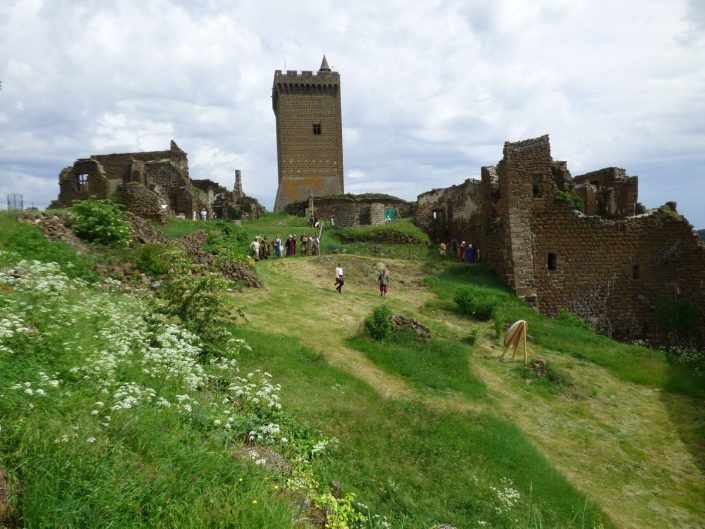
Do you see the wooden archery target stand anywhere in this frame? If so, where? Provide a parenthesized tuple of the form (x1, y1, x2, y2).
(500, 320, 529, 364)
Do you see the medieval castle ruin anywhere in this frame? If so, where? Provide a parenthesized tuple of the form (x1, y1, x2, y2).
(417, 135, 705, 346)
(52, 58, 704, 346)
(54, 140, 264, 221)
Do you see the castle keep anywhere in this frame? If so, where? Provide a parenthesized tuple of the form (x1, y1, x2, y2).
(272, 56, 344, 212)
(417, 135, 705, 346)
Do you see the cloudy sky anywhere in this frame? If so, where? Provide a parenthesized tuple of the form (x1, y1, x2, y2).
(1, 0, 704, 227)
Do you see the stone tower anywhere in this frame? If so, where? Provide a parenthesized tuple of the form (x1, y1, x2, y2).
(272, 55, 344, 212)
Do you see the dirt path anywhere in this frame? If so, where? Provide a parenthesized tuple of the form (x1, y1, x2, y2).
(238, 255, 705, 529)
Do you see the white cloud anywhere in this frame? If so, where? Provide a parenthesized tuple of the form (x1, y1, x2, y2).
(0, 0, 704, 227)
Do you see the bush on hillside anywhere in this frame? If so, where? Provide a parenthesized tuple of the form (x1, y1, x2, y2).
(134, 243, 188, 276)
(158, 271, 235, 349)
(466, 328, 480, 345)
(364, 305, 393, 340)
(68, 198, 131, 246)
(205, 230, 248, 262)
(454, 288, 499, 321)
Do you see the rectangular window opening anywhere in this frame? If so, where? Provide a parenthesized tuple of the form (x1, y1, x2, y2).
(632, 264, 639, 279)
(547, 253, 557, 271)
(77, 173, 89, 189)
(312, 124, 322, 135)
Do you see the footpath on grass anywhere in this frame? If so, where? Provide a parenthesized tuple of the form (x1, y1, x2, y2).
(237, 254, 705, 529)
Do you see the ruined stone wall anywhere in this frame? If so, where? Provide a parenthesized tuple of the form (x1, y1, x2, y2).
(573, 167, 639, 219)
(272, 66, 344, 211)
(532, 203, 705, 344)
(57, 159, 111, 206)
(417, 179, 482, 241)
(416, 172, 507, 269)
(290, 194, 410, 227)
(91, 141, 188, 183)
(115, 182, 164, 221)
(145, 161, 191, 194)
(191, 179, 227, 195)
(173, 186, 197, 219)
(416, 134, 705, 346)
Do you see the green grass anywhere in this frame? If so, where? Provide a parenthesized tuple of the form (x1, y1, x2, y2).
(0, 212, 98, 281)
(425, 262, 705, 399)
(346, 334, 488, 400)
(334, 218, 430, 243)
(235, 329, 611, 529)
(0, 284, 298, 528)
(155, 217, 235, 239)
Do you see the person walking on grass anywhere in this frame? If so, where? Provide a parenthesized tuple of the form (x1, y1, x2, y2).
(378, 267, 390, 297)
(335, 263, 344, 293)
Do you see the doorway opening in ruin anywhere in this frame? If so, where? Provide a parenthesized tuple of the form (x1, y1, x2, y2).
(432, 209, 445, 227)
(547, 253, 557, 270)
(632, 264, 640, 279)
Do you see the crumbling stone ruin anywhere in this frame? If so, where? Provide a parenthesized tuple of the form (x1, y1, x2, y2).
(55, 141, 265, 221)
(272, 56, 344, 212)
(286, 193, 414, 228)
(417, 135, 705, 346)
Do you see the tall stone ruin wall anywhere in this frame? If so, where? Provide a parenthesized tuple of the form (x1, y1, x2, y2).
(417, 134, 705, 346)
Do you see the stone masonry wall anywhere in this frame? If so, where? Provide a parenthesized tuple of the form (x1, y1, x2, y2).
(532, 203, 705, 344)
(115, 182, 164, 221)
(573, 167, 640, 219)
(57, 159, 110, 206)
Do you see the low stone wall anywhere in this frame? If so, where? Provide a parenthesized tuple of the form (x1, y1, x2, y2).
(288, 194, 413, 227)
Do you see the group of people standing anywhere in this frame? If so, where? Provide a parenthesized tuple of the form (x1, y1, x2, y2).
(250, 233, 321, 260)
(439, 240, 479, 264)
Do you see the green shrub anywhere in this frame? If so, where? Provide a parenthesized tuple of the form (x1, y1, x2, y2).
(556, 310, 592, 331)
(205, 231, 248, 262)
(364, 305, 393, 340)
(555, 191, 585, 213)
(454, 288, 498, 321)
(466, 328, 480, 345)
(157, 271, 235, 348)
(68, 198, 131, 246)
(134, 243, 188, 276)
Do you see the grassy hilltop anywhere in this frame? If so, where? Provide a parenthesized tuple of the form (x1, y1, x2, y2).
(0, 208, 704, 529)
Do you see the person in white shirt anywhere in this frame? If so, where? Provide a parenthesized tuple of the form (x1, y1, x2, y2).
(335, 263, 344, 293)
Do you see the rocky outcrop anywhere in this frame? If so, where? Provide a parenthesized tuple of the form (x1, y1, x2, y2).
(392, 315, 431, 340)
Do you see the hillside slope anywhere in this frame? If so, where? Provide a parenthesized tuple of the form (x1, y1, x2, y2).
(234, 255, 705, 529)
